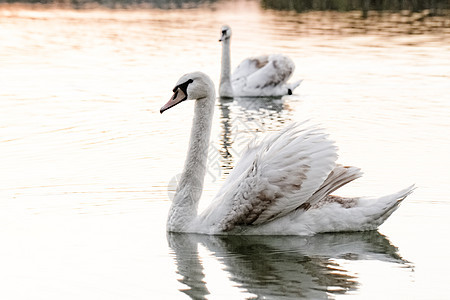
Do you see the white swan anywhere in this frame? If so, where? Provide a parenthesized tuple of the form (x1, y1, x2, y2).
(219, 25, 302, 98)
(161, 72, 414, 235)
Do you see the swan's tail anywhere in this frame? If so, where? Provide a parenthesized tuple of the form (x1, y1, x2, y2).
(362, 184, 416, 225)
(302, 185, 415, 234)
(287, 80, 303, 95)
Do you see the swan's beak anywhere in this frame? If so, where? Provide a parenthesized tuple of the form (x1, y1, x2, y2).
(160, 88, 187, 114)
(219, 32, 225, 42)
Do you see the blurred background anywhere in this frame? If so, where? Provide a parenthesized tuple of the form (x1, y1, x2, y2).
(1, 0, 449, 299)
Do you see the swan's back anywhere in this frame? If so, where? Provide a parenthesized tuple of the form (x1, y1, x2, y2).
(232, 55, 270, 82)
(232, 54, 300, 97)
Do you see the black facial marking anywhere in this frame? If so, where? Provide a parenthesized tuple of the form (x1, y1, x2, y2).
(172, 90, 178, 101)
(172, 79, 193, 94)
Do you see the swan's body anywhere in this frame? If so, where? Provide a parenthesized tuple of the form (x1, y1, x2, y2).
(219, 25, 302, 98)
(161, 72, 414, 235)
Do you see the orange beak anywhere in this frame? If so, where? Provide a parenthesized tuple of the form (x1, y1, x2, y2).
(160, 87, 187, 114)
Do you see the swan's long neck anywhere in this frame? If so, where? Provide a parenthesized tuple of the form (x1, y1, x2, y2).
(167, 90, 215, 232)
(219, 38, 233, 98)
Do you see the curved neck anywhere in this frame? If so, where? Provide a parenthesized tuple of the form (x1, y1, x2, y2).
(168, 91, 216, 231)
(219, 39, 233, 98)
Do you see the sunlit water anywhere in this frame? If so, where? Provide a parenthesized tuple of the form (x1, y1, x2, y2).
(1, 1, 449, 299)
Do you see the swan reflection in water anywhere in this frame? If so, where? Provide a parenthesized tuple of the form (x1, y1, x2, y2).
(168, 231, 411, 299)
(217, 96, 292, 176)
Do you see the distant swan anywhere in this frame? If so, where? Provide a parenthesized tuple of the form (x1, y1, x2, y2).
(219, 25, 302, 98)
(160, 72, 414, 235)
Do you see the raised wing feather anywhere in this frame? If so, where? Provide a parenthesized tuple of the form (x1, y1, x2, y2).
(232, 55, 270, 82)
(231, 54, 297, 96)
(200, 122, 338, 232)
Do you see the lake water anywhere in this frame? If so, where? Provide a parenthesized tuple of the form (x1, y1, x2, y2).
(1, 1, 450, 299)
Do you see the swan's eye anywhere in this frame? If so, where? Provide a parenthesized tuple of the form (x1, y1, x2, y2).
(222, 30, 226, 34)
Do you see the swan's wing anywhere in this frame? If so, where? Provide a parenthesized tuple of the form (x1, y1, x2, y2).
(232, 54, 295, 93)
(201, 122, 338, 231)
(232, 55, 270, 81)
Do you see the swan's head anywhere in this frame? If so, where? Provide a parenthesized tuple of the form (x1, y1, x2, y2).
(160, 72, 215, 113)
(219, 25, 232, 42)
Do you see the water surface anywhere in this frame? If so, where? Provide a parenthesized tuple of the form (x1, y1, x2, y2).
(1, 1, 449, 299)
